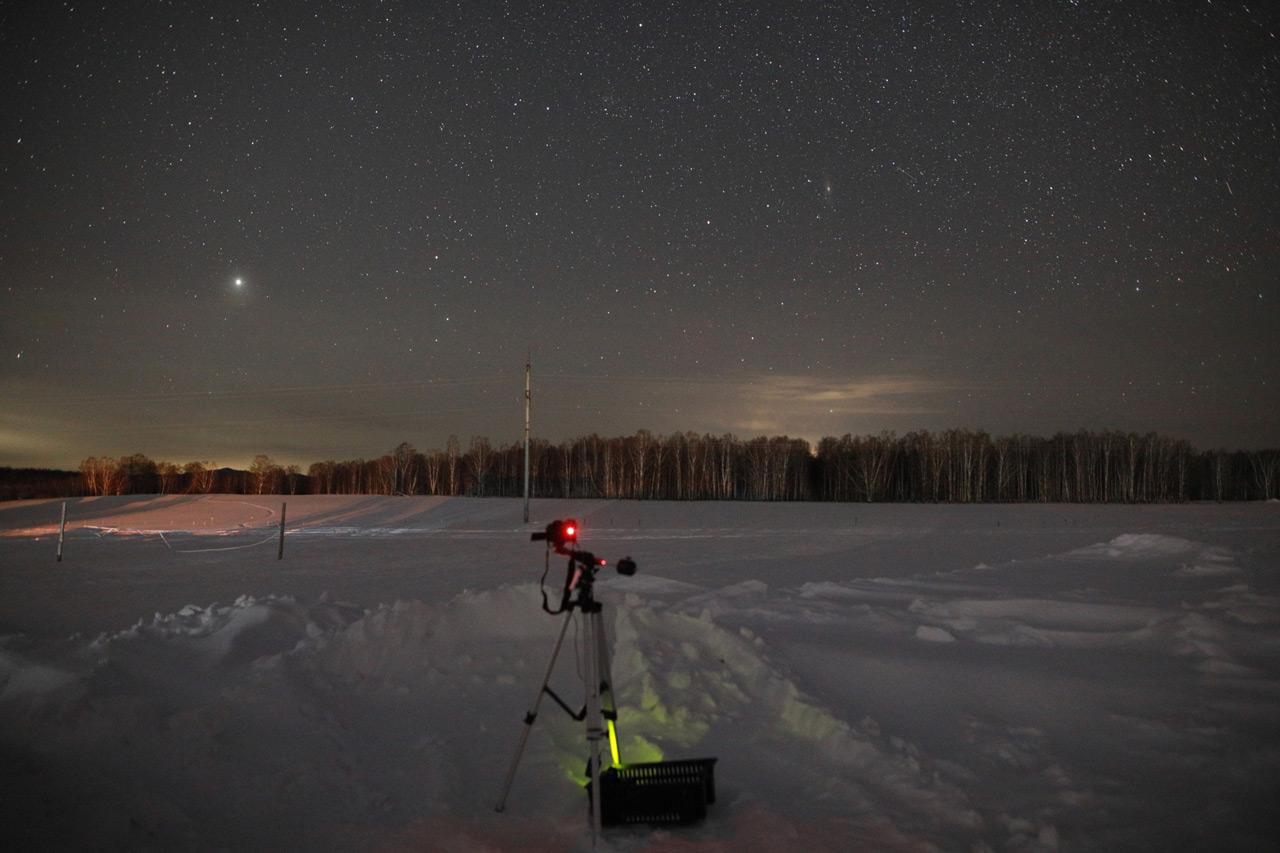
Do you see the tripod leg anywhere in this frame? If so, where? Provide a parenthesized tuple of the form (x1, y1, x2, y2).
(495, 609, 575, 812)
(584, 606, 606, 842)
(592, 607, 621, 767)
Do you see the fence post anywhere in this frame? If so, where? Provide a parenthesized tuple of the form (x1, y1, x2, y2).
(57, 501, 67, 562)
(278, 502, 287, 560)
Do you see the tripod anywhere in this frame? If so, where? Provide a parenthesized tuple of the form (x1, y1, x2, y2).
(494, 548, 619, 842)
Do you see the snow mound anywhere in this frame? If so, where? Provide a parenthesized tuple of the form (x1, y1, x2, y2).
(912, 597, 1165, 631)
(0, 645, 80, 699)
(915, 625, 957, 643)
(1174, 563, 1242, 577)
(303, 584, 558, 685)
(104, 594, 369, 666)
(1069, 533, 1235, 566)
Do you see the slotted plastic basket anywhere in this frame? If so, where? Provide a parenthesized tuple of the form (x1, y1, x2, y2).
(596, 758, 718, 825)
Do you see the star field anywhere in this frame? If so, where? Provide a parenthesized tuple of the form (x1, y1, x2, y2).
(2, 1, 1277, 468)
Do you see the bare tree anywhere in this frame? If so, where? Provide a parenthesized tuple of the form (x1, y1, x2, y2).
(422, 449, 443, 495)
(184, 461, 216, 494)
(390, 442, 420, 495)
(1247, 450, 1278, 500)
(373, 454, 396, 495)
(578, 434, 602, 497)
(629, 430, 654, 499)
(117, 454, 158, 494)
(446, 435, 461, 496)
(249, 455, 282, 495)
(651, 433, 668, 499)
(79, 456, 118, 496)
(467, 436, 493, 496)
(855, 432, 896, 502)
(307, 461, 336, 494)
(1208, 450, 1230, 501)
(715, 434, 737, 499)
(744, 437, 769, 500)
(157, 461, 181, 494)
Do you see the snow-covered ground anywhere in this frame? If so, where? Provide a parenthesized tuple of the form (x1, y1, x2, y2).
(2, 495, 1277, 851)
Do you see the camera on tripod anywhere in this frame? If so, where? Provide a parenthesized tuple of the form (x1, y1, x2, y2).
(499, 516, 717, 833)
(530, 518, 578, 554)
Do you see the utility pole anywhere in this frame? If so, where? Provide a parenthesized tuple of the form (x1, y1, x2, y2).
(523, 351, 531, 523)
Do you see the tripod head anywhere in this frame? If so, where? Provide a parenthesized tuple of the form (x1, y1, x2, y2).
(533, 519, 636, 614)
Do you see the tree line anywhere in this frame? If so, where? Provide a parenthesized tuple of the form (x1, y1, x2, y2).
(2, 428, 1276, 503)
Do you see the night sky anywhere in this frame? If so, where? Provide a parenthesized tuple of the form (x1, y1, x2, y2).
(3, 1, 1277, 471)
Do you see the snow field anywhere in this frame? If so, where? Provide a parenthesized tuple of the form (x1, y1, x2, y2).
(1, 496, 1277, 851)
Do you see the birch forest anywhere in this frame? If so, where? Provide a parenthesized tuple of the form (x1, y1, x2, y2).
(34, 429, 1280, 503)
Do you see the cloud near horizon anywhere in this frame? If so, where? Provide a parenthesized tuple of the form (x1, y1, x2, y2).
(724, 373, 954, 440)
(750, 374, 951, 410)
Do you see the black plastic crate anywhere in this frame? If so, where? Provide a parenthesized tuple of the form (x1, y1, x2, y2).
(596, 758, 718, 825)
